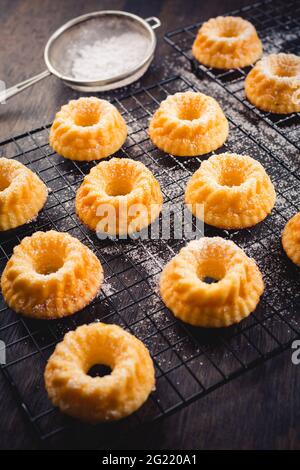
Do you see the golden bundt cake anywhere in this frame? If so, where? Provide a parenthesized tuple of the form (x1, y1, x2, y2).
(45, 323, 155, 422)
(282, 212, 300, 266)
(49, 97, 127, 161)
(192, 16, 262, 69)
(148, 91, 229, 157)
(185, 153, 276, 229)
(76, 158, 163, 236)
(0, 158, 47, 231)
(160, 237, 264, 327)
(1, 231, 103, 319)
(245, 53, 300, 114)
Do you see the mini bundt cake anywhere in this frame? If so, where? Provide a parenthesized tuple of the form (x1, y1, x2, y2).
(192, 16, 262, 69)
(45, 322, 155, 422)
(76, 158, 163, 236)
(148, 91, 229, 157)
(185, 153, 276, 229)
(0, 158, 47, 231)
(1, 231, 103, 319)
(282, 212, 300, 266)
(160, 237, 264, 327)
(245, 53, 300, 114)
(49, 97, 127, 161)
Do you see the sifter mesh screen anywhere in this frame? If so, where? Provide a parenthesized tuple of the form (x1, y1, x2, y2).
(48, 14, 153, 82)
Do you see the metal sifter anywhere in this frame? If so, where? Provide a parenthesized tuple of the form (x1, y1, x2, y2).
(2, 10, 161, 100)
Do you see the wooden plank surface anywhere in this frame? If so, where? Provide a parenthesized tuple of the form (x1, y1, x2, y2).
(1, 0, 300, 450)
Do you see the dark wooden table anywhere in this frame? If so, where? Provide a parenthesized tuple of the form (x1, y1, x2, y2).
(1, 0, 300, 450)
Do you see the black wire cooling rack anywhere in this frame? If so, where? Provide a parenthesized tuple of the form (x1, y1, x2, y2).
(165, 0, 300, 150)
(1, 74, 300, 446)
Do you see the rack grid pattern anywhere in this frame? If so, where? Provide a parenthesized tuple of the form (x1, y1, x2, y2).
(165, 0, 300, 150)
(1, 75, 300, 444)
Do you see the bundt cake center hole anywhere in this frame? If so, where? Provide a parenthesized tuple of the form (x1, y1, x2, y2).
(0, 174, 11, 192)
(203, 276, 219, 284)
(271, 63, 298, 78)
(197, 259, 226, 283)
(106, 179, 133, 197)
(74, 104, 101, 127)
(218, 25, 240, 38)
(219, 168, 246, 187)
(88, 364, 112, 378)
(177, 105, 202, 121)
(35, 256, 65, 275)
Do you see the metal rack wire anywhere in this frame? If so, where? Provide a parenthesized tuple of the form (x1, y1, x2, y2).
(165, 0, 300, 150)
(1, 74, 300, 445)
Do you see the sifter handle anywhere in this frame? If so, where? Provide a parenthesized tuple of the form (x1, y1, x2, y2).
(0, 70, 51, 102)
(145, 17, 161, 30)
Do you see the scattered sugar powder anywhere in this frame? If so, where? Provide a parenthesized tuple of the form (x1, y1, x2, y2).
(70, 32, 151, 81)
